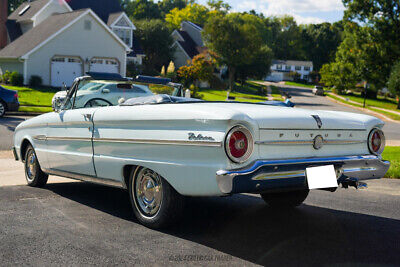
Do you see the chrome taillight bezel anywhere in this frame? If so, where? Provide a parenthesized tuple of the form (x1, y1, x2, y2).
(368, 128, 385, 155)
(225, 125, 254, 164)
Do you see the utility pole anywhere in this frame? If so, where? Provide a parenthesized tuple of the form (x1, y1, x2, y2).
(363, 81, 367, 108)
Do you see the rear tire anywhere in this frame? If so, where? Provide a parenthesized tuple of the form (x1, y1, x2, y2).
(260, 189, 309, 208)
(128, 167, 185, 229)
(24, 145, 48, 187)
(0, 100, 6, 117)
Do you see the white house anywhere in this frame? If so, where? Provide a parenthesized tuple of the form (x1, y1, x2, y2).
(171, 21, 205, 68)
(0, 0, 145, 87)
(265, 60, 313, 82)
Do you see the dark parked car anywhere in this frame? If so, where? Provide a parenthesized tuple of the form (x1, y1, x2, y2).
(0, 86, 19, 117)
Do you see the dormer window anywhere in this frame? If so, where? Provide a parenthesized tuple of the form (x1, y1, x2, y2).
(111, 15, 135, 48)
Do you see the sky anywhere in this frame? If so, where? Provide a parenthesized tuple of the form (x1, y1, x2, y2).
(199, 0, 345, 24)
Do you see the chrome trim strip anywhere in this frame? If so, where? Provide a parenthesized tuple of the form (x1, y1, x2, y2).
(252, 170, 305, 180)
(33, 135, 47, 141)
(18, 123, 48, 130)
(255, 140, 366, 145)
(259, 128, 366, 131)
(43, 168, 125, 189)
(46, 136, 92, 142)
(93, 137, 222, 147)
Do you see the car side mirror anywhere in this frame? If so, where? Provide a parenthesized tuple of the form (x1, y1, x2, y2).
(102, 88, 110, 94)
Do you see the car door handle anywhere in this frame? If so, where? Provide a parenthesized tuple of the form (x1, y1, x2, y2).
(82, 114, 92, 121)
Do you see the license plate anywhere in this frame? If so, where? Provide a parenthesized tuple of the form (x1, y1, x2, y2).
(306, 165, 338, 189)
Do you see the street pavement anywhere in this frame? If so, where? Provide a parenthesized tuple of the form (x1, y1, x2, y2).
(0, 115, 33, 151)
(0, 178, 399, 266)
(262, 82, 400, 144)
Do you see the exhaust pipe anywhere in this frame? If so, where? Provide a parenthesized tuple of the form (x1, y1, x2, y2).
(339, 177, 367, 189)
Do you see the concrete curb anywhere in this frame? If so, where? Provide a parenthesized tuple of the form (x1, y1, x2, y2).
(326, 95, 400, 124)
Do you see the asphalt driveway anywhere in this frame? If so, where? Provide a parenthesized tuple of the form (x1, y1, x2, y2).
(0, 180, 399, 266)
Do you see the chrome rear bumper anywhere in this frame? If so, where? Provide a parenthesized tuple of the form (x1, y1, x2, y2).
(216, 155, 390, 194)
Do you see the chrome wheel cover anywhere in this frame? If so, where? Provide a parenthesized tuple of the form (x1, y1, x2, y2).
(0, 102, 5, 116)
(26, 150, 37, 182)
(133, 168, 163, 218)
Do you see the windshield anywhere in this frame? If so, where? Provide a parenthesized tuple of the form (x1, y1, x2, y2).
(78, 81, 109, 91)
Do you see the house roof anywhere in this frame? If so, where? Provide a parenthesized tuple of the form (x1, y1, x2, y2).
(67, 0, 122, 23)
(5, 20, 22, 42)
(176, 30, 199, 59)
(272, 60, 313, 67)
(8, 0, 50, 23)
(107, 11, 124, 26)
(0, 9, 88, 58)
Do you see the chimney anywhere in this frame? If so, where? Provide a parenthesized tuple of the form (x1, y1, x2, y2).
(0, 0, 8, 49)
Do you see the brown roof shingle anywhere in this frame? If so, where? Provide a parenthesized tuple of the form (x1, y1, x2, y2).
(8, 0, 50, 23)
(0, 9, 88, 58)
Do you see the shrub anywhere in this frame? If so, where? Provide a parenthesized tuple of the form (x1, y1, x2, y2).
(29, 75, 42, 87)
(126, 61, 142, 77)
(10, 72, 24, 86)
(1, 70, 11, 84)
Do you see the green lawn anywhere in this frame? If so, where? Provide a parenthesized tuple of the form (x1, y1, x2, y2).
(198, 89, 268, 102)
(383, 147, 400, 179)
(285, 81, 314, 88)
(327, 93, 400, 121)
(342, 92, 399, 111)
(3, 85, 56, 107)
(198, 81, 284, 102)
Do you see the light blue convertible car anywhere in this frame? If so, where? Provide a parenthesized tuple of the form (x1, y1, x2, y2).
(13, 73, 390, 229)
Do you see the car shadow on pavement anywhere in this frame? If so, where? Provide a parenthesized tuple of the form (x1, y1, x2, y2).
(0, 116, 26, 131)
(46, 182, 400, 266)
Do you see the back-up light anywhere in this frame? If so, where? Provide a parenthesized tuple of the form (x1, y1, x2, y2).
(368, 128, 385, 155)
(225, 125, 253, 163)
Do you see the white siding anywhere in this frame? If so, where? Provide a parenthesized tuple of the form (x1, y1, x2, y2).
(26, 13, 127, 86)
(0, 60, 23, 75)
(34, 0, 70, 26)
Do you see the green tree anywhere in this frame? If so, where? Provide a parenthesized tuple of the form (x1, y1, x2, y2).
(236, 45, 273, 84)
(8, 0, 26, 14)
(203, 13, 272, 91)
(388, 61, 400, 109)
(126, 0, 162, 20)
(165, 3, 210, 29)
(337, 0, 400, 94)
(300, 22, 343, 70)
(158, 0, 188, 18)
(207, 0, 231, 13)
(134, 19, 174, 75)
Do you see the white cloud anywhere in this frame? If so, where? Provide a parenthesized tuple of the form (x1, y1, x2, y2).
(262, 0, 344, 14)
(230, 0, 343, 24)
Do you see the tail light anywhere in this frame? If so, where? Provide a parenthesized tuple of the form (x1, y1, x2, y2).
(225, 125, 253, 163)
(368, 128, 385, 155)
(14, 93, 18, 99)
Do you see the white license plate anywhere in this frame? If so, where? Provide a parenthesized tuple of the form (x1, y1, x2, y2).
(306, 165, 338, 190)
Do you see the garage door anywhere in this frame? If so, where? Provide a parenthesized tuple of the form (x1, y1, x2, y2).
(51, 57, 83, 87)
(89, 58, 119, 74)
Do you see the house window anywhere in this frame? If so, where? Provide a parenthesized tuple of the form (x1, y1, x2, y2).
(295, 66, 302, 71)
(285, 65, 291, 71)
(303, 75, 309, 80)
(52, 57, 65, 62)
(106, 59, 118, 65)
(68, 58, 81, 63)
(304, 66, 310, 71)
(84, 20, 92, 30)
(113, 28, 132, 47)
(90, 59, 103, 64)
(276, 65, 282, 70)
